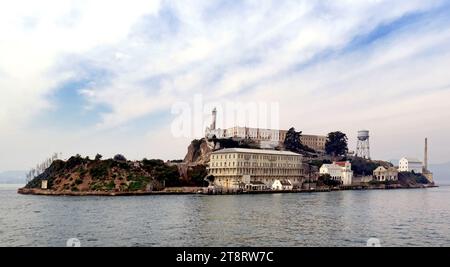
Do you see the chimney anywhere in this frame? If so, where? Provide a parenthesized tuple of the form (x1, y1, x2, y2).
(211, 107, 217, 130)
(424, 138, 428, 171)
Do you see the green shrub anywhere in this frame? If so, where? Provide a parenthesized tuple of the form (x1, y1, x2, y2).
(128, 181, 144, 191)
(89, 163, 109, 180)
(105, 181, 115, 190)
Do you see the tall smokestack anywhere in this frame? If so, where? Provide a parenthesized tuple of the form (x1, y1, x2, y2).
(211, 107, 217, 130)
(424, 137, 428, 171)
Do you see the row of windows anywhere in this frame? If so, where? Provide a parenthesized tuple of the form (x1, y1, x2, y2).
(210, 162, 301, 168)
(375, 175, 397, 179)
(216, 177, 301, 184)
(210, 168, 304, 175)
(211, 154, 300, 161)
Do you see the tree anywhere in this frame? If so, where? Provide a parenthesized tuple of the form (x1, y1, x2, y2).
(113, 154, 127, 162)
(351, 157, 379, 176)
(188, 165, 209, 187)
(325, 131, 348, 157)
(318, 174, 341, 187)
(284, 127, 302, 153)
(95, 154, 103, 161)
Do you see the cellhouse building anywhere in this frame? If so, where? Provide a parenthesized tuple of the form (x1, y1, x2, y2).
(207, 148, 306, 190)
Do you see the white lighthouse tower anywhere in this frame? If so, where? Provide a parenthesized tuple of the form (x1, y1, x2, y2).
(211, 107, 217, 130)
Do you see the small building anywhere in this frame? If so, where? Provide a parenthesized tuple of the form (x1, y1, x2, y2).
(245, 181, 268, 191)
(319, 161, 353, 185)
(373, 166, 399, 181)
(41, 180, 48, 190)
(271, 180, 293, 191)
(398, 157, 423, 173)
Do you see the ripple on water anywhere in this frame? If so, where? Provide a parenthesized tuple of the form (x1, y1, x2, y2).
(1, 186, 450, 246)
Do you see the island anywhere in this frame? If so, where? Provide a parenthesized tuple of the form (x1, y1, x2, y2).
(18, 130, 436, 196)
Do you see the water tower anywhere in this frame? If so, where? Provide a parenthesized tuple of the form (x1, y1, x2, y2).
(356, 130, 370, 159)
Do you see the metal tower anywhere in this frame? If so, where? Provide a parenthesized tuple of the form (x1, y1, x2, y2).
(356, 130, 370, 159)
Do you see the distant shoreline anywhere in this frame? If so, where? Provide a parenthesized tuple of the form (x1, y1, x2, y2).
(1, 184, 26, 189)
(17, 184, 438, 197)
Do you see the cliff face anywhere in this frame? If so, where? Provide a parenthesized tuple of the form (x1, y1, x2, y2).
(183, 138, 213, 165)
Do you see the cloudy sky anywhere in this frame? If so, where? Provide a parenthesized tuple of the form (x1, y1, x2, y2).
(1, 0, 450, 172)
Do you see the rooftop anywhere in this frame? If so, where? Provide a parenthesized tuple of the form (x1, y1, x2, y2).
(401, 157, 422, 163)
(279, 180, 292, 186)
(335, 161, 349, 167)
(249, 181, 266, 185)
(211, 148, 302, 156)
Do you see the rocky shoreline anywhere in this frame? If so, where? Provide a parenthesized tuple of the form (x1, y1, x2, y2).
(17, 184, 438, 196)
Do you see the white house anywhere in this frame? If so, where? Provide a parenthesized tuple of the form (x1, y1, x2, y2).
(373, 166, 399, 181)
(271, 180, 293, 191)
(398, 157, 423, 173)
(319, 161, 353, 185)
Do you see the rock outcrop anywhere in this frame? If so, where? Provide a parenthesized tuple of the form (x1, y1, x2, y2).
(183, 138, 213, 165)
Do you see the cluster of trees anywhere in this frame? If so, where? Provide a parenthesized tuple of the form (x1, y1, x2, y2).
(284, 128, 349, 158)
(350, 157, 381, 176)
(142, 159, 180, 187)
(317, 174, 341, 187)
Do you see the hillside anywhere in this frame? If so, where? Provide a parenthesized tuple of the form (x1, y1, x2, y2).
(21, 155, 181, 193)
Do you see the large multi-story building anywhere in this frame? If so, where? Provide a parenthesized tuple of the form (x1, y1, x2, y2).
(319, 161, 353, 185)
(208, 148, 306, 190)
(398, 157, 423, 173)
(207, 126, 326, 151)
(299, 134, 327, 152)
(205, 109, 327, 152)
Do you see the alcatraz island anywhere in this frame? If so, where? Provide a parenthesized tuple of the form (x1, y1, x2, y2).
(18, 109, 436, 196)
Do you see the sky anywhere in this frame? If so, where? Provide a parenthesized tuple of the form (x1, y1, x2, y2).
(1, 0, 450, 172)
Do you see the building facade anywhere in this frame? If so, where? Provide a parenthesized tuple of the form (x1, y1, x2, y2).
(206, 125, 326, 151)
(373, 166, 399, 181)
(319, 161, 353, 185)
(398, 157, 423, 173)
(208, 148, 306, 190)
(299, 134, 327, 152)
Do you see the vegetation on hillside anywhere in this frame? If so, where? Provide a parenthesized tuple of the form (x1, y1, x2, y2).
(317, 174, 341, 187)
(349, 157, 394, 176)
(350, 157, 381, 176)
(25, 155, 179, 192)
(398, 172, 430, 185)
(24, 152, 212, 193)
(211, 137, 259, 149)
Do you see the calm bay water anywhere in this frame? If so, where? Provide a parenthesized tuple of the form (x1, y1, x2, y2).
(1, 185, 449, 247)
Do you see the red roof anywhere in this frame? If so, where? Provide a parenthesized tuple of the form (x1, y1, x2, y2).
(335, 161, 347, 167)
